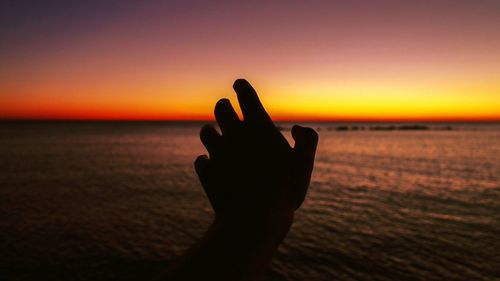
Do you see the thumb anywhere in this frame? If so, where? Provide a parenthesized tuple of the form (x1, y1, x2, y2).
(194, 155, 219, 210)
(291, 125, 319, 208)
(195, 154, 211, 190)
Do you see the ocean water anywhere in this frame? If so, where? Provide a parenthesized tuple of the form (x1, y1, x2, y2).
(0, 122, 499, 281)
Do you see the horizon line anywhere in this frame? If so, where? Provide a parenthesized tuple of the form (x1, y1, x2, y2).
(1, 118, 500, 123)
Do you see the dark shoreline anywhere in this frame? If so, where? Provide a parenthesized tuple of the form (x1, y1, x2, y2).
(333, 124, 452, 131)
(1, 119, 500, 124)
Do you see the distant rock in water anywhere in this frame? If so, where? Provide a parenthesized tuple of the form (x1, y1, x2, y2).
(396, 125, 429, 130)
(334, 124, 453, 131)
(336, 126, 349, 131)
(336, 125, 367, 131)
(370, 125, 397, 131)
(370, 125, 429, 131)
(439, 126, 453, 131)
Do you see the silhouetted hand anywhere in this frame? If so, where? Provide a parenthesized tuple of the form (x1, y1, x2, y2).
(161, 79, 318, 281)
(196, 79, 318, 238)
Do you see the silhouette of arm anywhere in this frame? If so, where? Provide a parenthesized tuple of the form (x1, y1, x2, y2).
(158, 79, 318, 281)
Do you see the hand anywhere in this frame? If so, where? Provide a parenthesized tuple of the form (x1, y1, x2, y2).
(161, 79, 318, 281)
(195, 79, 318, 239)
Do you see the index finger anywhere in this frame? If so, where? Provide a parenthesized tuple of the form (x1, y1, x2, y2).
(233, 79, 272, 124)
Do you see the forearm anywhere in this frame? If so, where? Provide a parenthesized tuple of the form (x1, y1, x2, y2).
(159, 214, 293, 281)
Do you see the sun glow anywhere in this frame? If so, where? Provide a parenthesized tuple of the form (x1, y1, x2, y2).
(1, 1, 499, 121)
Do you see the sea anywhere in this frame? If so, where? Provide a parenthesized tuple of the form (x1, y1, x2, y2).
(0, 121, 499, 281)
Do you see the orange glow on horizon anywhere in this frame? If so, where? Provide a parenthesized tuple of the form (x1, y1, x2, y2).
(1, 94, 499, 122)
(1, 78, 499, 122)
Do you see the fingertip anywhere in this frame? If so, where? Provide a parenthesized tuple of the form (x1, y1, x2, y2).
(215, 98, 238, 117)
(214, 98, 230, 113)
(195, 154, 208, 164)
(291, 125, 302, 139)
(292, 125, 319, 143)
(194, 154, 209, 174)
(214, 98, 240, 133)
(233, 78, 249, 91)
(200, 123, 220, 146)
(306, 127, 319, 143)
(200, 123, 215, 136)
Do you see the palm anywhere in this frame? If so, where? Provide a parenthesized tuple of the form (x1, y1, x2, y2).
(195, 79, 318, 225)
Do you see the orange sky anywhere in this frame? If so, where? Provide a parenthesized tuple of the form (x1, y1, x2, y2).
(1, 1, 499, 121)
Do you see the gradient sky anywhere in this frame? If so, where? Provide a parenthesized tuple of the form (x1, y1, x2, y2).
(1, 0, 499, 121)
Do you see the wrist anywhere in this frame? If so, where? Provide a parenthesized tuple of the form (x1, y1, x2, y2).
(210, 211, 294, 252)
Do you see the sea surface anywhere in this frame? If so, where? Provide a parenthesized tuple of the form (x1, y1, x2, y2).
(0, 122, 499, 281)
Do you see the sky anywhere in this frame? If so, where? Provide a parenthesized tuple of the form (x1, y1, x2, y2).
(1, 0, 499, 121)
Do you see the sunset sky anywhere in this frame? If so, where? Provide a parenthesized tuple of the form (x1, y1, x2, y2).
(1, 0, 499, 121)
